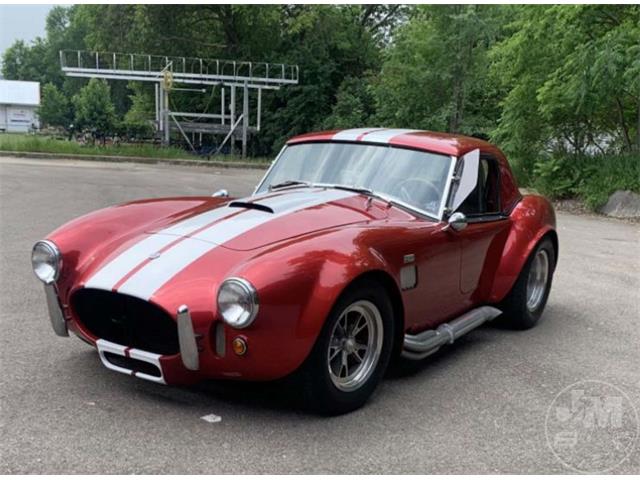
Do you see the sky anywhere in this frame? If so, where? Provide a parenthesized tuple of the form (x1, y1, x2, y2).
(0, 4, 55, 58)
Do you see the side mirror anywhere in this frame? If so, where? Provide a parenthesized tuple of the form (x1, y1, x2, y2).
(212, 189, 229, 198)
(445, 212, 468, 232)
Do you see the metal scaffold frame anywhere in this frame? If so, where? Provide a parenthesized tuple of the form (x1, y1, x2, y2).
(60, 50, 300, 157)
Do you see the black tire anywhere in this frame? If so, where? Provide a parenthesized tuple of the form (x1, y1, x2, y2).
(297, 281, 395, 415)
(498, 237, 556, 330)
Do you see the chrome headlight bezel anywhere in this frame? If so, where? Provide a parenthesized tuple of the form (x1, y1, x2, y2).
(216, 277, 259, 329)
(31, 240, 62, 284)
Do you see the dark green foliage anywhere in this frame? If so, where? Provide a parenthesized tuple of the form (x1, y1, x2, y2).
(1, 5, 638, 209)
(72, 79, 116, 133)
(38, 83, 72, 128)
(533, 154, 640, 209)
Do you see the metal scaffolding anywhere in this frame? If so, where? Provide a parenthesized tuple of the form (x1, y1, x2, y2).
(60, 50, 299, 157)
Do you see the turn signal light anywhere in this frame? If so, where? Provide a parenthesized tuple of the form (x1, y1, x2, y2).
(232, 337, 247, 356)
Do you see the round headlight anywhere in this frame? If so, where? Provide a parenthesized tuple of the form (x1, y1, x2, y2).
(31, 240, 62, 283)
(217, 277, 259, 329)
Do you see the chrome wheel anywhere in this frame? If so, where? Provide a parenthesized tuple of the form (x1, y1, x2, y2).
(328, 300, 383, 392)
(526, 249, 549, 312)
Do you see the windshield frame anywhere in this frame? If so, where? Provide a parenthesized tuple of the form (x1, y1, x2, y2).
(254, 141, 457, 222)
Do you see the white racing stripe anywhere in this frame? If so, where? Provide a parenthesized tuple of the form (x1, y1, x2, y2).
(359, 128, 421, 144)
(97, 189, 356, 300)
(84, 190, 321, 291)
(84, 206, 236, 291)
(332, 128, 385, 141)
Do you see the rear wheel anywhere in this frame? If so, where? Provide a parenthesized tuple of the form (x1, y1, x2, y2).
(298, 282, 394, 415)
(499, 237, 555, 330)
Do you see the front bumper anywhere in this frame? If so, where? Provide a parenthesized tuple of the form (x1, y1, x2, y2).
(44, 284, 318, 385)
(44, 285, 201, 381)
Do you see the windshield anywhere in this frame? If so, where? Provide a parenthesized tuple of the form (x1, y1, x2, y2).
(256, 142, 453, 217)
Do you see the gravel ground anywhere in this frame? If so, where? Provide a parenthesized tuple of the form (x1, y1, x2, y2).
(1, 157, 638, 474)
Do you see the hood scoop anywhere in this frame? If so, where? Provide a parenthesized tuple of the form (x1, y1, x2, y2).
(146, 188, 388, 251)
(228, 201, 274, 214)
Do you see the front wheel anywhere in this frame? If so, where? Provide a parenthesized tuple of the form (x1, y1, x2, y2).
(499, 237, 556, 330)
(298, 282, 394, 415)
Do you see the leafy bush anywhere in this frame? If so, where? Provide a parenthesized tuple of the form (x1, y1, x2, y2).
(532, 154, 640, 209)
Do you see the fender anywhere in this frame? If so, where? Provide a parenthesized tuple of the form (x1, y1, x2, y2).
(488, 195, 557, 303)
(236, 226, 398, 378)
(49, 196, 230, 302)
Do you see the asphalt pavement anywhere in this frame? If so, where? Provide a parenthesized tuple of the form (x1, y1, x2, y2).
(1, 156, 638, 474)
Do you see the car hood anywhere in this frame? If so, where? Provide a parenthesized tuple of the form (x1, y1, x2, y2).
(147, 187, 386, 251)
(78, 187, 388, 302)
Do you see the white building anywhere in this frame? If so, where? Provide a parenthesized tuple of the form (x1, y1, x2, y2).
(0, 79, 40, 133)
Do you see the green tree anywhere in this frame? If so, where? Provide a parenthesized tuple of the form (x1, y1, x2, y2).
(1, 39, 57, 85)
(323, 77, 376, 129)
(490, 4, 640, 175)
(72, 78, 116, 133)
(38, 83, 72, 128)
(373, 5, 504, 135)
(258, 5, 383, 153)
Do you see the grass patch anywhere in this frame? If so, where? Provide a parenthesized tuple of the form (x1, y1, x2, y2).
(0, 133, 269, 163)
(532, 153, 640, 210)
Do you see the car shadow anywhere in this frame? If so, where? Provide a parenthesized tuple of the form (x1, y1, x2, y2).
(385, 328, 496, 381)
(70, 348, 319, 416)
(68, 323, 515, 416)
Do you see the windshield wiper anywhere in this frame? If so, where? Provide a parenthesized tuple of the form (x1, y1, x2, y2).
(268, 179, 313, 191)
(318, 184, 394, 206)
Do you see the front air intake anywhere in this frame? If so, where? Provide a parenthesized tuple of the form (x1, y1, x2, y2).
(72, 288, 179, 355)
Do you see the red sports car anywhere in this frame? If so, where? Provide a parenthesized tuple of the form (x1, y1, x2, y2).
(32, 128, 557, 414)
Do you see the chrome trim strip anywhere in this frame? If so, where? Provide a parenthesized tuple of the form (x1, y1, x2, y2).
(44, 282, 68, 337)
(177, 305, 199, 371)
(438, 155, 458, 221)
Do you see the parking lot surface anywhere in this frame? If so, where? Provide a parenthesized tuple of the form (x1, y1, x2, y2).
(1, 157, 638, 474)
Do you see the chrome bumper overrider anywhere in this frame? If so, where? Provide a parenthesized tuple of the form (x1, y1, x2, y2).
(177, 305, 200, 371)
(44, 282, 68, 337)
(97, 339, 166, 384)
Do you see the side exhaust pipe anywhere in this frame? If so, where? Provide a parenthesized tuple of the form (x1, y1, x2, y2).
(402, 306, 502, 360)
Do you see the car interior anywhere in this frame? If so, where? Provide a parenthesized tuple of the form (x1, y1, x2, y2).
(458, 156, 501, 217)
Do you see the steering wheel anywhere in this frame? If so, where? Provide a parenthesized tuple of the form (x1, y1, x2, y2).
(396, 178, 441, 210)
